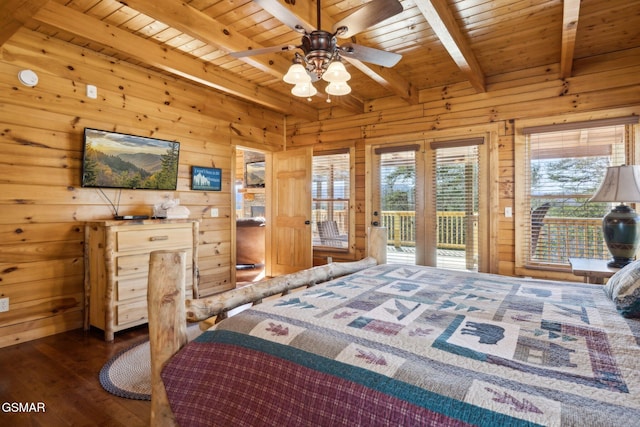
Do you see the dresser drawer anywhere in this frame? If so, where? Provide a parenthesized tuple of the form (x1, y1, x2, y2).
(116, 226, 192, 253)
(116, 271, 193, 302)
(116, 250, 193, 277)
(116, 300, 147, 326)
(116, 254, 150, 277)
(116, 276, 147, 301)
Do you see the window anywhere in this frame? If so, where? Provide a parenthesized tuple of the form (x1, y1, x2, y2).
(312, 149, 351, 250)
(519, 117, 637, 269)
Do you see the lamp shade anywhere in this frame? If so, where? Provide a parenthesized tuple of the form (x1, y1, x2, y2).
(283, 63, 311, 84)
(590, 165, 640, 202)
(322, 61, 351, 83)
(325, 81, 351, 96)
(291, 82, 317, 97)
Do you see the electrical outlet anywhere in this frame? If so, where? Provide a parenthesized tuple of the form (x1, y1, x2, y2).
(0, 297, 9, 313)
(210, 208, 219, 217)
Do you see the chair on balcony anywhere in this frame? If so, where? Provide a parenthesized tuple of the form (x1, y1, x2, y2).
(531, 203, 551, 254)
(317, 220, 347, 248)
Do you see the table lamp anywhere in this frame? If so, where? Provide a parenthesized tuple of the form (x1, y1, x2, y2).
(590, 165, 640, 268)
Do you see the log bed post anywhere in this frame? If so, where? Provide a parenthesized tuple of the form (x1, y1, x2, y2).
(148, 250, 188, 427)
(368, 226, 387, 265)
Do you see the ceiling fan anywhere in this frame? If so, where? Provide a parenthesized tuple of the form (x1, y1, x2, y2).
(230, 0, 404, 97)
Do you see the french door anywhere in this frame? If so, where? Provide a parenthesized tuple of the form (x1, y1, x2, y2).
(371, 138, 486, 271)
(372, 144, 423, 265)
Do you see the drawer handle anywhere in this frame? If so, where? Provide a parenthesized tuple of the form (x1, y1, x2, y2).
(150, 235, 169, 241)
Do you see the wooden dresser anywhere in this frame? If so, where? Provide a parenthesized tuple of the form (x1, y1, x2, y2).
(84, 219, 199, 341)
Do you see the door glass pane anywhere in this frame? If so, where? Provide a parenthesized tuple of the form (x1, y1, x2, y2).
(434, 145, 479, 271)
(312, 152, 349, 250)
(379, 150, 416, 265)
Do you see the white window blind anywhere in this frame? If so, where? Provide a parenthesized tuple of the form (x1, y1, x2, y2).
(312, 150, 350, 250)
(431, 140, 481, 271)
(523, 123, 628, 267)
(378, 147, 417, 259)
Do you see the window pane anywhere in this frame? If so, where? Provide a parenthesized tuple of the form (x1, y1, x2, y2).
(380, 150, 416, 264)
(433, 144, 479, 271)
(312, 152, 349, 249)
(524, 124, 626, 266)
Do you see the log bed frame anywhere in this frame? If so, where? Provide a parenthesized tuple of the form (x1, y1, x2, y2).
(147, 227, 388, 426)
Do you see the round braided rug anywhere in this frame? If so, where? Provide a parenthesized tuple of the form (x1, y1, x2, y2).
(99, 325, 202, 400)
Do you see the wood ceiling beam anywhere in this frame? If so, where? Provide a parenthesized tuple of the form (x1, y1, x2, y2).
(269, 0, 418, 105)
(119, 0, 290, 80)
(32, 2, 319, 121)
(415, 0, 485, 93)
(0, 0, 48, 46)
(344, 58, 417, 105)
(560, 0, 581, 79)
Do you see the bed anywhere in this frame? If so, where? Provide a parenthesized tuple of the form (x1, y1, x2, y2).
(147, 235, 640, 426)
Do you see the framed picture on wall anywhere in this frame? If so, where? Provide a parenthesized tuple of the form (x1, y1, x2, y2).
(191, 166, 222, 191)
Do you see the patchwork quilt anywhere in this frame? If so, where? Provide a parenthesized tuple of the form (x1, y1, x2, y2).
(162, 264, 640, 426)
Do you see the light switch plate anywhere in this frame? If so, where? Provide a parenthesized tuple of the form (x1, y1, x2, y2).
(86, 84, 97, 99)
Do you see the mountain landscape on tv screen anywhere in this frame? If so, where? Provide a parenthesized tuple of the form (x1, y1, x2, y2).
(83, 143, 179, 190)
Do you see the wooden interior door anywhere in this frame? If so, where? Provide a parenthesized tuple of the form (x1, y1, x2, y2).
(269, 147, 313, 276)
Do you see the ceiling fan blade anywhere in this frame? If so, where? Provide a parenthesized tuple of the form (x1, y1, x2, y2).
(340, 43, 402, 67)
(333, 0, 403, 38)
(254, 0, 315, 33)
(229, 45, 296, 58)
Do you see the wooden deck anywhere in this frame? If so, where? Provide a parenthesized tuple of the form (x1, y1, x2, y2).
(386, 246, 475, 271)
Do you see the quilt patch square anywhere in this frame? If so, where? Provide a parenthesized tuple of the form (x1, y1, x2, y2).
(542, 302, 604, 328)
(465, 380, 561, 426)
(377, 280, 423, 297)
(436, 315, 520, 360)
(250, 320, 306, 345)
(335, 342, 406, 377)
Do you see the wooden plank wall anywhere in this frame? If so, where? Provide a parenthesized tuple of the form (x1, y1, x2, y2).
(0, 28, 284, 348)
(297, 50, 640, 275)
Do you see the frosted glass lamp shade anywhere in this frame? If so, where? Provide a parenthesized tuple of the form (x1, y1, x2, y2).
(322, 61, 351, 83)
(325, 81, 351, 96)
(283, 63, 311, 84)
(291, 82, 317, 97)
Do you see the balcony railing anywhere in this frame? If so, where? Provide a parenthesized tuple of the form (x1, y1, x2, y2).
(531, 216, 608, 262)
(380, 211, 477, 250)
(312, 210, 606, 263)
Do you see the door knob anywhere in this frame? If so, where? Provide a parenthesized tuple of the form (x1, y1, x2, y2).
(305, 220, 311, 225)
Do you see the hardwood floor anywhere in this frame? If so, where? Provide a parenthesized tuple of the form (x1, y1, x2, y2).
(0, 326, 151, 426)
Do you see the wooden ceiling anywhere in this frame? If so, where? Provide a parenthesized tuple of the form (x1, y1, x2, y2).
(2, 0, 639, 121)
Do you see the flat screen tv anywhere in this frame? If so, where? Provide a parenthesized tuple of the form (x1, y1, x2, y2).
(245, 161, 265, 188)
(81, 128, 180, 190)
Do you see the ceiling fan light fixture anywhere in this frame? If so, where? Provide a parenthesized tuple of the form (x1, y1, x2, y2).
(291, 82, 317, 98)
(326, 81, 351, 96)
(322, 60, 350, 83)
(283, 63, 311, 84)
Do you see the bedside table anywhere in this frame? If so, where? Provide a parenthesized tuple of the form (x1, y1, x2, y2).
(568, 258, 620, 284)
